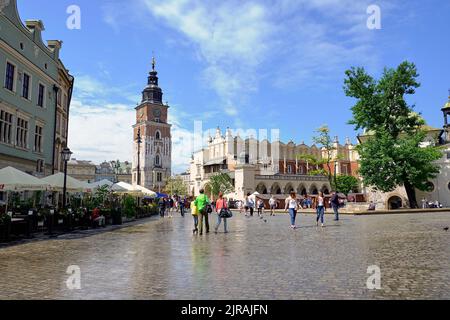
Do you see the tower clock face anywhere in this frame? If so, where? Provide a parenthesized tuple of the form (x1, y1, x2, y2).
(153, 108, 161, 117)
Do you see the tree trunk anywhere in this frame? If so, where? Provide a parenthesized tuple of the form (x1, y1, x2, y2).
(404, 181, 418, 209)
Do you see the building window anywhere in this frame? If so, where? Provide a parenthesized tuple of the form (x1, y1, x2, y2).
(0, 110, 13, 144)
(287, 165, 292, 174)
(16, 117, 28, 148)
(34, 125, 43, 153)
(4, 62, 15, 91)
(448, 182, 450, 191)
(157, 172, 163, 182)
(155, 154, 161, 166)
(37, 84, 45, 107)
(57, 88, 62, 106)
(63, 93, 68, 111)
(156, 131, 161, 140)
(56, 114, 61, 134)
(36, 159, 44, 173)
(22, 73, 30, 99)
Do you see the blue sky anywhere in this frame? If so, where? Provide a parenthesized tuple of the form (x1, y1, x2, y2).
(17, 0, 450, 173)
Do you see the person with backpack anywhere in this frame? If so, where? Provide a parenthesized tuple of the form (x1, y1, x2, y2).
(194, 189, 210, 235)
(215, 192, 231, 234)
(330, 191, 340, 221)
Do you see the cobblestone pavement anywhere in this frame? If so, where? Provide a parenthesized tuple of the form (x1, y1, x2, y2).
(0, 211, 449, 300)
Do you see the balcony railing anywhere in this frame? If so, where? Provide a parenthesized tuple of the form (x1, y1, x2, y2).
(255, 174, 328, 182)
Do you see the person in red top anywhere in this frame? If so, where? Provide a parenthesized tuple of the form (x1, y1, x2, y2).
(91, 207, 105, 227)
(214, 192, 229, 234)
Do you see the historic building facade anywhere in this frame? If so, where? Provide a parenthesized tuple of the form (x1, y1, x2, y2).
(132, 58, 172, 190)
(67, 159, 96, 183)
(189, 127, 359, 200)
(0, 0, 73, 177)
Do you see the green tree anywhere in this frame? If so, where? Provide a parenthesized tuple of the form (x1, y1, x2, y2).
(205, 173, 234, 200)
(344, 61, 442, 208)
(164, 176, 188, 196)
(334, 175, 359, 195)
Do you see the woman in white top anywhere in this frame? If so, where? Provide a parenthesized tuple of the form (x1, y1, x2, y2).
(316, 192, 325, 227)
(285, 192, 299, 229)
(269, 196, 277, 216)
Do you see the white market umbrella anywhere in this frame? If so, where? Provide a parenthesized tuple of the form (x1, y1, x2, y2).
(111, 182, 141, 195)
(41, 173, 91, 192)
(0, 166, 50, 214)
(133, 185, 157, 197)
(89, 179, 114, 189)
(0, 167, 50, 191)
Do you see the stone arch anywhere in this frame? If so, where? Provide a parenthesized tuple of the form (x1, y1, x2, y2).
(321, 185, 330, 195)
(284, 183, 295, 194)
(297, 184, 307, 196)
(256, 182, 268, 195)
(271, 182, 282, 195)
(387, 195, 403, 210)
(310, 184, 319, 195)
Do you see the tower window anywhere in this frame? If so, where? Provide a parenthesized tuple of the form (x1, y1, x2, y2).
(155, 154, 161, 166)
(155, 131, 161, 140)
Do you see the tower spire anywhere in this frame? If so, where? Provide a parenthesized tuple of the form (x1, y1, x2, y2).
(152, 52, 156, 72)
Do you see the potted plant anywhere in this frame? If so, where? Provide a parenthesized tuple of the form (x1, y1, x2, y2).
(0, 213, 12, 242)
(122, 195, 136, 222)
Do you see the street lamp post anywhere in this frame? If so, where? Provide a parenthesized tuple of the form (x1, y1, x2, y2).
(136, 128, 142, 186)
(61, 147, 73, 210)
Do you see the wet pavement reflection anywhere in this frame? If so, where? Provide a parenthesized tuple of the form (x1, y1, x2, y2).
(0, 212, 449, 300)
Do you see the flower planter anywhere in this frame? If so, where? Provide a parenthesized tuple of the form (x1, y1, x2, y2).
(0, 222, 11, 242)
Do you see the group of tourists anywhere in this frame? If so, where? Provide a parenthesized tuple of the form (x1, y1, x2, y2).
(159, 195, 189, 218)
(190, 189, 232, 235)
(284, 191, 341, 229)
(187, 189, 343, 235)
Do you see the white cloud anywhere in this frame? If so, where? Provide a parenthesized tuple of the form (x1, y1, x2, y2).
(140, 0, 274, 114)
(69, 83, 195, 173)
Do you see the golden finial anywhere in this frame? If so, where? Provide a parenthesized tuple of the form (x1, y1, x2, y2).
(152, 52, 156, 71)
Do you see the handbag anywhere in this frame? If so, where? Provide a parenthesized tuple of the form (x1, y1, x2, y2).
(219, 199, 233, 218)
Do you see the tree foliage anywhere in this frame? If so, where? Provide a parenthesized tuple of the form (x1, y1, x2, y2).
(334, 175, 359, 195)
(344, 61, 442, 208)
(164, 176, 188, 196)
(205, 173, 234, 200)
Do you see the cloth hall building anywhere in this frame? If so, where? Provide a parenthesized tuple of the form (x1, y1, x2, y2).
(189, 127, 359, 201)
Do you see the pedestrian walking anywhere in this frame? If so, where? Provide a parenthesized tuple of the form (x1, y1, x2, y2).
(215, 192, 231, 233)
(159, 198, 167, 217)
(194, 189, 210, 235)
(257, 198, 264, 218)
(285, 192, 299, 229)
(245, 193, 255, 217)
(190, 200, 199, 234)
(168, 197, 174, 218)
(330, 191, 340, 221)
(179, 197, 186, 217)
(269, 196, 277, 216)
(316, 192, 325, 228)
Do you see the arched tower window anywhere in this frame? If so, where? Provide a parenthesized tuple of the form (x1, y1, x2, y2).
(155, 130, 161, 140)
(155, 154, 161, 166)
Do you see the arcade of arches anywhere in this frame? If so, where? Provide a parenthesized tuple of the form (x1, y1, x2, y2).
(255, 181, 331, 196)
